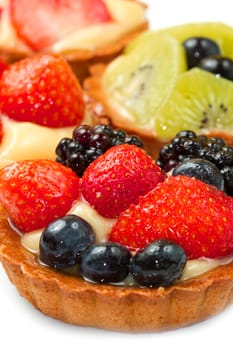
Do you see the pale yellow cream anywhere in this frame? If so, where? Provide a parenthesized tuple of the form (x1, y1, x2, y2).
(20, 199, 233, 282)
(0, 116, 74, 167)
(0, 0, 147, 54)
(21, 200, 117, 254)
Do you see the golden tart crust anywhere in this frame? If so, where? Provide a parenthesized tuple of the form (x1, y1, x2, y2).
(1, 205, 233, 332)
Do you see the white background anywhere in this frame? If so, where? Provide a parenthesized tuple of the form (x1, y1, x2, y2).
(1, 1, 233, 349)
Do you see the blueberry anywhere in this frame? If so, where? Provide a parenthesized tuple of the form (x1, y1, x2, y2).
(39, 215, 95, 270)
(198, 56, 233, 81)
(172, 158, 225, 190)
(80, 242, 131, 284)
(130, 240, 187, 287)
(182, 37, 220, 69)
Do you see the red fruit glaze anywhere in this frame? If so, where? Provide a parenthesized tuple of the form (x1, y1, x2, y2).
(0, 53, 85, 127)
(10, 0, 112, 50)
(0, 55, 7, 143)
(81, 144, 166, 218)
(0, 57, 9, 141)
(0, 56, 8, 76)
(109, 175, 233, 259)
(0, 160, 81, 232)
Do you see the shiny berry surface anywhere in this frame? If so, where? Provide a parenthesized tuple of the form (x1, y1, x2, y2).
(172, 158, 225, 190)
(157, 130, 233, 195)
(198, 56, 233, 81)
(56, 124, 143, 177)
(80, 242, 131, 283)
(182, 37, 220, 68)
(39, 215, 95, 270)
(130, 240, 187, 287)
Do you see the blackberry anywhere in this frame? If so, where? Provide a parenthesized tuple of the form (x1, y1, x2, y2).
(156, 130, 233, 195)
(55, 124, 143, 177)
(221, 166, 233, 195)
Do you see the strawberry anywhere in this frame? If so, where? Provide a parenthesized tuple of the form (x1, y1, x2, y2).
(0, 56, 8, 76)
(0, 55, 7, 143)
(109, 175, 233, 259)
(0, 53, 85, 127)
(81, 144, 166, 218)
(10, 0, 112, 50)
(0, 116, 3, 142)
(0, 159, 81, 232)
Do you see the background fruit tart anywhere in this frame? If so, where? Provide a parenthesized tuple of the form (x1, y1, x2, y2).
(0, 0, 148, 80)
(84, 22, 233, 157)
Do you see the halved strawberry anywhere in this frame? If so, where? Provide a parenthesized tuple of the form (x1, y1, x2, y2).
(0, 56, 8, 76)
(0, 55, 8, 142)
(0, 117, 3, 143)
(81, 144, 166, 218)
(109, 175, 233, 259)
(10, 0, 112, 50)
(0, 159, 81, 232)
(0, 53, 85, 127)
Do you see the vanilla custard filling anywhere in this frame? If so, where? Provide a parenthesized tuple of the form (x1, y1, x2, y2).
(21, 200, 117, 254)
(0, 0, 147, 54)
(20, 199, 233, 283)
(0, 116, 75, 167)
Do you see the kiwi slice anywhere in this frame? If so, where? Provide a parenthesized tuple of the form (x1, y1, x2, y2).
(127, 22, 233, 59)
(102, 33, 186, 135)
(155, 68, 233, 140)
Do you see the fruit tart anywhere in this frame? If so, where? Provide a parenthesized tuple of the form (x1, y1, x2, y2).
(84, 22, 233, 157)
(0, 52, 88, 167)
(1, 126, 233, 332)
(0, 0, 148, 80)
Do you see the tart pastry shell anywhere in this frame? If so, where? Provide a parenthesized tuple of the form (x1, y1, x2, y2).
(1, 205, 233, 332)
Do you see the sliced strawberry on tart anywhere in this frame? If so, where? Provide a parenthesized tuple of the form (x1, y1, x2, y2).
(81, 143, 165, 218)
(110, 175, 233, 258)
(0, 0, 148, 80)
(0, 55, 8, 144)
(0, 52, 86, 165)
(0, 56, 8, 76)
(10, 0, 112, 51)
(0, 159, 81, 232)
